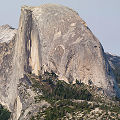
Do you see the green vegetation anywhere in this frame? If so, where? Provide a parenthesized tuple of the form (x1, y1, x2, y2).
(45, 100, 92, 120)
(0, 104, 11, 120)
(27, 71, 120, 120)
(27, 71, 93, 119)
(30, 99, 93, 120)
(28, 71, 92, 103)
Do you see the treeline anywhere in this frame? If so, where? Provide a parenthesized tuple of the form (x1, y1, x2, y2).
(30, 71, 92, 102)
(0, 104, 11, 120)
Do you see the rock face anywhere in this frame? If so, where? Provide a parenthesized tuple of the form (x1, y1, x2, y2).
(106, 53, 120, 86)
(0, 25, 16, 43)
(0, 25, 17, 111)
(106, 53, 120, 70)
(0, 4, 120, 120)
(16, 4, 119, 96)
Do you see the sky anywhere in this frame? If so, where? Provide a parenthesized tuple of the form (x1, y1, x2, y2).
(0, 0, 120, 56)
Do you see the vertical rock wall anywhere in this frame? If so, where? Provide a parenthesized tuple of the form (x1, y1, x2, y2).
(15, 4, 120, 98)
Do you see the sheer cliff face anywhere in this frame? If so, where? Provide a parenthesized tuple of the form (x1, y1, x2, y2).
(15, 4, 119, 96)
(0, 4, 120, 119)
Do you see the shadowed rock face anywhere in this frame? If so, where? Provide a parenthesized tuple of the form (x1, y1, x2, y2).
(0, 4, 120, 120)
(106, 53, 120, 70)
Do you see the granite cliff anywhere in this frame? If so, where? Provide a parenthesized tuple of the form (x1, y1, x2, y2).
(15, 4, 119, 96)
(0, 4, 120, 120)
(106, 53, 120, 87)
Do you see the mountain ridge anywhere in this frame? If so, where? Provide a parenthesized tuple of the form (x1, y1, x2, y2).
(0, 4, 120, 120)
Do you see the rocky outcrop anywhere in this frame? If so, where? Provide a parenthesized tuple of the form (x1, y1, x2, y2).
(0, 25, 17, 111)
(0, 4, 120, 120)
(106, 53, 120, 70)
(106, 53, 120, 86)
(0, 25, 16, 43)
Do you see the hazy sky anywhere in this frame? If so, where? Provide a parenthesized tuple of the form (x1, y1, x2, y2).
(0, 0, 120, 55)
